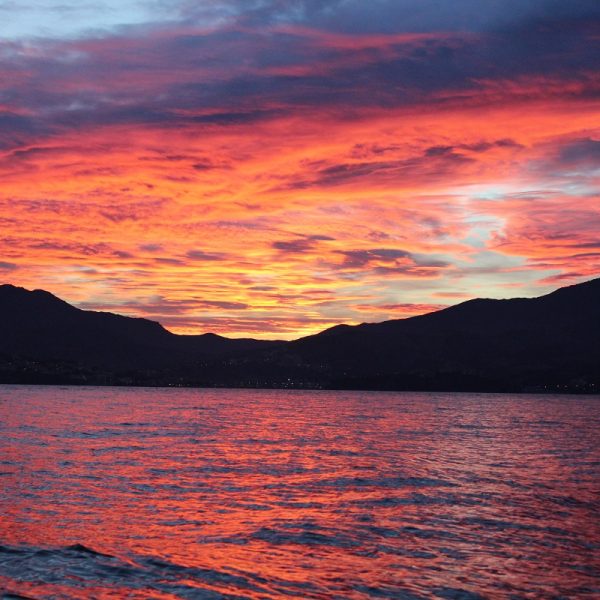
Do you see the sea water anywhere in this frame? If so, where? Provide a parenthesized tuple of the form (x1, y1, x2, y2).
(0, 386, 599, 599)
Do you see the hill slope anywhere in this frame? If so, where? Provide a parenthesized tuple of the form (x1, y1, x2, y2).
(278, 278, 600, 390)
(0, 284, 277, 372)
(0, 279, 598, 391)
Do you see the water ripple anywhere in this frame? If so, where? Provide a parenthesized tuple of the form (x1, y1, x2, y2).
(1, 386, 599, 599)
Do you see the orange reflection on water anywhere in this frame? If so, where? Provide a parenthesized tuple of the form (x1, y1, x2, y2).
(1, 386, 599, 599)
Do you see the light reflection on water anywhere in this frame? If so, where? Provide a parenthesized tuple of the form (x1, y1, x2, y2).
(0, 386, 599, 599)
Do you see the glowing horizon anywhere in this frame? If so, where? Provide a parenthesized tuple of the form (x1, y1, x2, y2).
(1, 1, 599, 339)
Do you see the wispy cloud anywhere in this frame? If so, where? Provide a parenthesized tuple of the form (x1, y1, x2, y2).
(0, 1, 598, 336)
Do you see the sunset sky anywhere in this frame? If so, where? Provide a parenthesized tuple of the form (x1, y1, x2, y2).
(1, 1, 598, 338)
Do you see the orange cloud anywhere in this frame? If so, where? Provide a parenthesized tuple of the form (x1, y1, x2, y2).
(0, 14, 598, 337)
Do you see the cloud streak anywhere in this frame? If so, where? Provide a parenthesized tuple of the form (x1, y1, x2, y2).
(0, 1, 598, 337)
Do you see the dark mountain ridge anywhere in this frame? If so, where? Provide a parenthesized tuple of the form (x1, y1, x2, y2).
(0, 284, 278, 370)
(279, 278, 599, 389)
(0, 279, 598, 392)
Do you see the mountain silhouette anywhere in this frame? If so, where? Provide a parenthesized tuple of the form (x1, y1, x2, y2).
(279, 277, 600, 391)
(0, 284, 277, 370)
(0, 279, 598, 392)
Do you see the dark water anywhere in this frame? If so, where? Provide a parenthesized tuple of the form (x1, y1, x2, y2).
(0, 386, 599, 599)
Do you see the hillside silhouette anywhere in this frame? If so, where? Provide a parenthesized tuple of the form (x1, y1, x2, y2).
(0, 279, 598, 392)
(0, 284, 277, 370)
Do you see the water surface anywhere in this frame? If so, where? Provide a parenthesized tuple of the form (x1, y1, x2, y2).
(1, 386, 599, 599)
